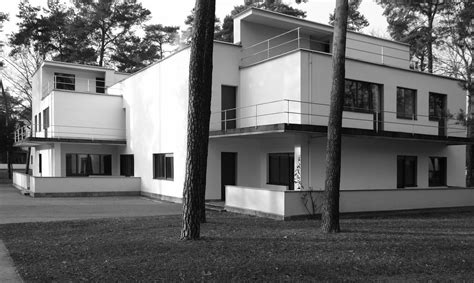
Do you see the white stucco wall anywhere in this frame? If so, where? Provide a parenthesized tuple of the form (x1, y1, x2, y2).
(30, 176, 141, 194)
(208, 134, 466, 201)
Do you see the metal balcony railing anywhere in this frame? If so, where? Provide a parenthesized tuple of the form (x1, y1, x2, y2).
(210, 99, 467, 139)
(14, 124, 126, 143)
(240, 27, 409, 67)
(42, 75, 122, 97)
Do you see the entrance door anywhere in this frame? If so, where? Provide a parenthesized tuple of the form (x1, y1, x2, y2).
(221, 86, 236, 130)
(221, 152, 237, 201)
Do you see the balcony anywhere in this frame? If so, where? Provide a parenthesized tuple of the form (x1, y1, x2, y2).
(210, 99, 469, 144)
(14, 124, 126, 146)
(42, 74, 122, 98)
(240, 27, 409, 68)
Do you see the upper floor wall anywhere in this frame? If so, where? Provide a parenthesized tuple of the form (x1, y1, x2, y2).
(30, 61, 129, 141)
(234, 8, 410, 69)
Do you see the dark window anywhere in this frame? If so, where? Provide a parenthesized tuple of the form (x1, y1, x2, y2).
(268, 153, 294, 190)
(55, 73, 75, 91)
(34, 115, 37, 132)
(153, 153, 174, 180)
(96, 77, 105, 94)
(120, 154, 134, 177)
(38, 113, 41, 131)
(397, 155, 417, 188)
(38, 154, 42, 174)
(343, 79, 381, 113)
(397, 87, 417, 119)
(65, 153, 112, 176)
(429, 92, 447, 121)
(43, 107, 50, 129)
(429, 157, 447, 186)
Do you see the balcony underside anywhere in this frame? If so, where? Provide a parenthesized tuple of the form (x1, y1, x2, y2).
(14, 137, 126, 147)
(209, 123, 474, 145)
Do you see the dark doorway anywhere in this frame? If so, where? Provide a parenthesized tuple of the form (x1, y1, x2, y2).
(120, 154, 134, 177)
(221, 152, 237, 201)
(221, 85, 237, 130)
(397, 155, 417, 188)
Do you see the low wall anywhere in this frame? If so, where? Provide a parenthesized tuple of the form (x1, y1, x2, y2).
(0, 164, 26, 170)
(29, 176, 141, 197)
(12, 172, 29, 190)
(226, 186, 474, 219)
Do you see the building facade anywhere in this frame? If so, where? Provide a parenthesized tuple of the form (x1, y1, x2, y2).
(14, 8, 474, 218)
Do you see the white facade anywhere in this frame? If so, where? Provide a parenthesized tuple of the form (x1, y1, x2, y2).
(14, 8, 473, 217)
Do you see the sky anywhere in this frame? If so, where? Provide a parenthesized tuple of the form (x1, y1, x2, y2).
(0, 0, 390, 43)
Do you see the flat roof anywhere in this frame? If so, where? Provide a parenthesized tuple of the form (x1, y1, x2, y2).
(233, 7, 410, 48)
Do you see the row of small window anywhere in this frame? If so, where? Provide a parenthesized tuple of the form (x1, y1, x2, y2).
(54, 73, 105, 93)
(267, 153, 447, 189)
(343, 79, 446, 120)
(33, 107, 50, 132)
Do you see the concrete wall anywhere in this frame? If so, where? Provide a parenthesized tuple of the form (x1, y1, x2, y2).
(227, 185, 474, 219)
(12, 172, 29, 190)
(120, 43, 241, 200)
(208, 135, 465, 200)
(49, 92, 125, 140)
(29, 176, 141, 194)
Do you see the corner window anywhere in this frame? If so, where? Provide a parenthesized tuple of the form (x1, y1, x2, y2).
(429, 157, 446, 187)
(65, 154, 112, 176)
(268, 153, 294, 190)
(397, 155, 417, 188)
(55, 73, 75, 91)
(153, 153, 174, 180)
(344, 79, 381, 113)
(397, 87, 417, 119)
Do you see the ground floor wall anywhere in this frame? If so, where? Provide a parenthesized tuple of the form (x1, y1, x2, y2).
(206, 135, 466, 201)
(31, 143, 123, 177)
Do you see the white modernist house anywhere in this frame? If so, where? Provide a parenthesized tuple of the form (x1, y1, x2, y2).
(14, 8, 474, 218)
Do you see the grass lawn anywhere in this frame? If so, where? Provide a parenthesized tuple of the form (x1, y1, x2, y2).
(0, 210, 473, 281)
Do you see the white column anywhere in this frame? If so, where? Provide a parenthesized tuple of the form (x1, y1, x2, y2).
(294, 135, 310, 190)
(53, 143, 62, 177)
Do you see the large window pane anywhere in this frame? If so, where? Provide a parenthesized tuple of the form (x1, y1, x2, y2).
(153, 153, 173, 180)
(65, 154, 111, 176)
(397, 87, 417, 119)
(268, 153, 294, 190)
(55, 73, 75, 91)
(344, 79, 380, 113)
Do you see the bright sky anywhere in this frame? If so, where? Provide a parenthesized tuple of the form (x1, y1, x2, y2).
(0, 0, 390, 41)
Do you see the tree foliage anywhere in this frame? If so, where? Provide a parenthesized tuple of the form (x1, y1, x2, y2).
(10, 0, 175, 72)
(379, 0, 445, 73)
(329, 0, 368, 32)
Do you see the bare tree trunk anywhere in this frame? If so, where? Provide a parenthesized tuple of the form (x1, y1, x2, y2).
(181, 0, 216, 240)
(321, 0, 348, 234)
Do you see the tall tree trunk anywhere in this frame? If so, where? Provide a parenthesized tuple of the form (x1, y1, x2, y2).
(181, 0, 216, 240)
(321, 0, 348, 234)
(99, 27, 106, 67)
(466, 87, 474, 187)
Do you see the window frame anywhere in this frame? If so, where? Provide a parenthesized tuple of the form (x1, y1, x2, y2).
(396, 87, 417, 120)
(43, 107, 50, 129)
(343, 79, 381, 114)
(65, 153, 112, 177)
(96, 77, 105, 94)
(153, 153, 174, 181)
(54, 73, 76, 91)
(268, 152, 294, 190)
(428, 92, 447, 121)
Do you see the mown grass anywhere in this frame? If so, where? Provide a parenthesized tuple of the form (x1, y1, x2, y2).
(1, 210, 473, 282)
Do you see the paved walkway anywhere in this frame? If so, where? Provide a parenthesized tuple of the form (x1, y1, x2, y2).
(0, 183, 182, 281)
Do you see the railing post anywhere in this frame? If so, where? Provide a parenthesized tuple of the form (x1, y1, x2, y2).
(267, 40, 270, 59)
(297, 28, 300, 49)
(381, 46, 384, 64)
(224, 110, 227, 132)
(287, 100, 290, 124)
(255, 105, 258, 128)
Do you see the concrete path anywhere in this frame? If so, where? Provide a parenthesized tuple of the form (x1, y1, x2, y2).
(0, 183, 182, 282)
(0, 241, 22, 282)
